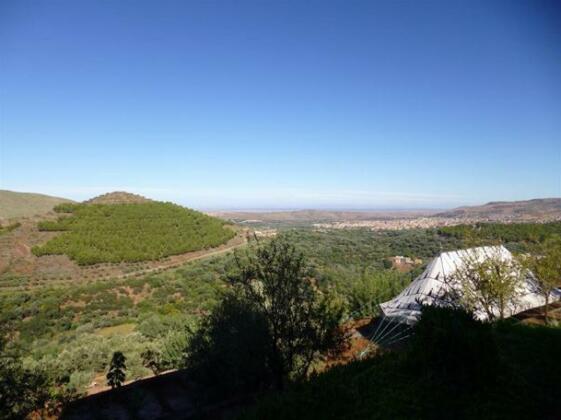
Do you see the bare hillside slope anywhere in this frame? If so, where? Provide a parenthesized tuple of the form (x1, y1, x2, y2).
(437, 198, 561, 221)
(0, 190, 73, 220)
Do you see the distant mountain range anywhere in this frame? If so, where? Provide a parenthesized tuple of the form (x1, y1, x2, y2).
(2, 190, 560, 224)
(0, 190, 73, 220)
(209, 209, 437, 224)
(212, 198, 561, 224)
(436, 198, 561, 221)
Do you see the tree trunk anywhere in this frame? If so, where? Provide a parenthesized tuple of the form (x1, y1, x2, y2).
(498, 298, 505, 320)
(544, 294, 550, 325)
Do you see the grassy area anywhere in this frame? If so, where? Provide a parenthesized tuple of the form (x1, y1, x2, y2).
(0, 189, 72, 219)
(96, 323, 136, 337)
(32, 202, 235, 264)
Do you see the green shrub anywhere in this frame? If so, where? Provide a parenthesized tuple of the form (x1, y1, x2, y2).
(0, 222, 21, 236)
(53, 203, 80, 213)
(0, 334, 52, 420)
(184, 293, 272, 399)
(345, 270, 410, 318)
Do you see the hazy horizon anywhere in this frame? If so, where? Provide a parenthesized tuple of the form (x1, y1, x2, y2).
(4, 187, 561, 213)
(1, 1, 560, 208)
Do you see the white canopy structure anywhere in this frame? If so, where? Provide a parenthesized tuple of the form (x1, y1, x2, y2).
(380, 246, 550, 325)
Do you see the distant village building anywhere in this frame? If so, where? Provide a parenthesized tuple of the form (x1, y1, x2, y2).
(389, 256, 422, 266)
(253, 229, 278, 238)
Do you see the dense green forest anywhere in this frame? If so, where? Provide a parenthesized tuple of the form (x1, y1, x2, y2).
(32, 202, 235, 264)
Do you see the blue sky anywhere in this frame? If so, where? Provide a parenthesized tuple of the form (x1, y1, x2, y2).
(1, 0, 560, 209)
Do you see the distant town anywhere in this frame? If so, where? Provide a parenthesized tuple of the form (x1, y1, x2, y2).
(313, 215, 561, 231)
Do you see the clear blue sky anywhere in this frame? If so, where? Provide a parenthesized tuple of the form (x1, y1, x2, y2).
(1, 0, 560, 209)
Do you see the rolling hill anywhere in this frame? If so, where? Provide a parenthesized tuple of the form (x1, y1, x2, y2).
(437, 198, 561, 221)
(0, 190, 74, 220)
(32, 193, 236, 265)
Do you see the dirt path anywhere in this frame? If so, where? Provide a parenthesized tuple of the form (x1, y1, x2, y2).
(113, 233, 248, 280)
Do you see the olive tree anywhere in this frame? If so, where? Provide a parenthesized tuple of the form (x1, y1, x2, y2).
(231, 238, 345, 389)
(451, 247, 525, 320)
(521, 236, 561, 324)
(184, 237, 345, 396)
(0, 326, 51, 419)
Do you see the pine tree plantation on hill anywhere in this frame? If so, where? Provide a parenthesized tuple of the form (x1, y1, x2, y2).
(32, 201, 235, 265)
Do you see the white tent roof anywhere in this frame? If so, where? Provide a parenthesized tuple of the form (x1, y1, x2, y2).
(380, 246, 549, 324)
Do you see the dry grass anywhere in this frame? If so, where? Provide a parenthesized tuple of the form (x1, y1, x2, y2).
(95, 323, 137, 337)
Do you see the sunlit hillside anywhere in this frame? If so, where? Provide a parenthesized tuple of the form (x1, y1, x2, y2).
(0, 190, 73, 220)
(32, 199, 236, 265)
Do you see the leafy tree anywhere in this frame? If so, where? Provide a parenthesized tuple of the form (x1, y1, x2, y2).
(0, 326, 51, 419)
(346, 270, 410, 318)
(141, 348, 163, 375)
(382, 259, 393, 269)
(184, 238, 345, 399)
(160, 329, 190, 370)
(106, 351, 127, 389)
(228, 237, 346, 390)
(451, 247, 525, 320)
(521, 236, 561, 324)
(184, 293, 272, 398)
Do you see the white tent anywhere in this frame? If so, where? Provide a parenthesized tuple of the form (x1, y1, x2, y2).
(380, 246, 550, 325)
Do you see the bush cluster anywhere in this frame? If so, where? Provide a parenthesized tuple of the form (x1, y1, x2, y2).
(439, 221, 561, 246)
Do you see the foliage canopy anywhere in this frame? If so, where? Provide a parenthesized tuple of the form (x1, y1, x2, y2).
(185, 237, 346, 397)
(521, 235, 561, 323)
(106, 351, 127, 389)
